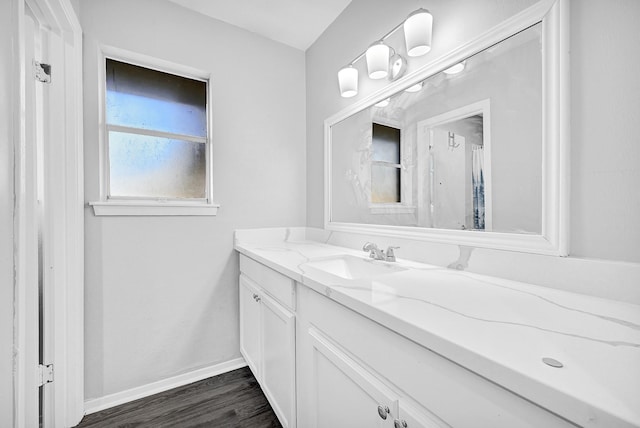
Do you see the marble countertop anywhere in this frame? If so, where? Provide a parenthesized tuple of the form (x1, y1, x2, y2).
(234, 230, 640, 428)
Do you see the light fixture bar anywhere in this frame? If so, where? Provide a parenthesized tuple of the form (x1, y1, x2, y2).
(343, 21, 406, 68)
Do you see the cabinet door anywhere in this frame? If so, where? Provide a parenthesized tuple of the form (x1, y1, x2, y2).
(239, 275, 261, 378)
(308, 327, 398, 428)
(261, 292, 296, 428)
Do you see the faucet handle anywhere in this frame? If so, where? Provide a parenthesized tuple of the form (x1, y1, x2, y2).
(385, 246, 400, 262)
(363, 242, 381, 259)
(363, 242, 377, 251)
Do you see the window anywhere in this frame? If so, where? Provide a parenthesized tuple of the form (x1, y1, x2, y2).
(369, 121, 415, 215)
(91, 51, 218, 216)
(371, 122, 401, 204)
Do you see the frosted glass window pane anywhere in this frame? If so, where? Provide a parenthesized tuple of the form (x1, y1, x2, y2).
(108, 131, 206, 199)
(372, 123, 400, 163)
(106, 59, 207, 137)
(371, 165, 400, 203)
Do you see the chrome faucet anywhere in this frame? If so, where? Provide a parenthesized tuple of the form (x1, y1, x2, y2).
(363, 242, 400, 262)
(363, 242, 385, 260)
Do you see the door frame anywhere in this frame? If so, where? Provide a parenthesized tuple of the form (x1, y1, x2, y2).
(12, 0, 84, 426)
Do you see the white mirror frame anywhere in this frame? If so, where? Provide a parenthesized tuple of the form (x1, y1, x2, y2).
(324, 0, 569, 256)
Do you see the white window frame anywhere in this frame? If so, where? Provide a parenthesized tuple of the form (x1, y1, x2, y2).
(90, 45, 220, 216)
(368, 117, 416, 215)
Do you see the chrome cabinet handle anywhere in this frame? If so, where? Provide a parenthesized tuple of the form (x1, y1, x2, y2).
(252, 293, 261, 302)
(394, 419, 408, 428)
(377, 405, 390, 420)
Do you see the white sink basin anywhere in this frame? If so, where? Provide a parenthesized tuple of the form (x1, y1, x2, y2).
(304, 255, 407, 280)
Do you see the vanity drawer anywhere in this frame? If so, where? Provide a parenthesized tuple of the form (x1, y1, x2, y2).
(298, 286, 575, 428)
(240, 254, 295, 310)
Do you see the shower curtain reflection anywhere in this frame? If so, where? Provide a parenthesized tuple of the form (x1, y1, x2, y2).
(472, 146, 485, 230)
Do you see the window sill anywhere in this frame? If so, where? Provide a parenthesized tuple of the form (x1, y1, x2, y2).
(369, 204, 416, 215)
(89, 200, 220, 216)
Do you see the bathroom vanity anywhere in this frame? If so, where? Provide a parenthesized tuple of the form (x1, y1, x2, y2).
(235, 228, 640, 428)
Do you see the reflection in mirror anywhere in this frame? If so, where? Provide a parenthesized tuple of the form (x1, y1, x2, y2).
(417, 104, 490, 231)
(371, 123, 401, 203)
(330, 23, 542, 235)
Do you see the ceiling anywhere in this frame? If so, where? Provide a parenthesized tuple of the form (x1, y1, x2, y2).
(167, 0, 353, 51)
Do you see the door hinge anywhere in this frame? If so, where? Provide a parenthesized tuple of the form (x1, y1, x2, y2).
(38, 364, 54, 387)
(34, 61, 51, 83)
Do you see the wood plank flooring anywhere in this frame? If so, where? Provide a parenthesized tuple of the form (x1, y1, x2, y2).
(75, 366, 282, 428)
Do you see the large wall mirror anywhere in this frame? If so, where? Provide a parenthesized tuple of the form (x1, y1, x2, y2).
(325, 0, 569, 255)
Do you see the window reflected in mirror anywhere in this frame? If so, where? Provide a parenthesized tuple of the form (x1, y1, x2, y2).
(371, 123, 401, 204)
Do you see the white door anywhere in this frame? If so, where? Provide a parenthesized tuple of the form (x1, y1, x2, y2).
(239, 275, 262, 378)
(14, 0, 84, 426)
(308, 328, 398, 428)
(261, 292, 296, 428)
(21, 7, 43, 427)
(24, 4, 55, 425)
(430, 128, 466, 229)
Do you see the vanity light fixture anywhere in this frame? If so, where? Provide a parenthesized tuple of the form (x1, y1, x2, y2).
(375, 98, 390, 108)
(337, 7, 433, 97)
(443, 60, 466, 75)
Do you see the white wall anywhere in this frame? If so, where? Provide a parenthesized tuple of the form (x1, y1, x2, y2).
(307, 0, 640, 265)
(69, 0, 79, 17)
(0, 0, 16, 424)
(570, 0, 640, 262)
(81, 0, 306, 400)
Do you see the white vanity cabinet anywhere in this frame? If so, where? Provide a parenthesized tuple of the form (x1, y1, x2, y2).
(238, 252, 580, 428)
(296, 285, 576, 428)
(305, 326, 441, 428)
(239, 255, 296, 428)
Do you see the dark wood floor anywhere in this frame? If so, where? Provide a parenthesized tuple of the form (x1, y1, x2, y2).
(75, 366, 282, 428)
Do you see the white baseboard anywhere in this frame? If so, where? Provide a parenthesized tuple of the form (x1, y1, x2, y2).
(84, 357, 247, 415)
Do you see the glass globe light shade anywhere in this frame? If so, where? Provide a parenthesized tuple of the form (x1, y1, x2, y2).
(366, 41, 390, 79)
